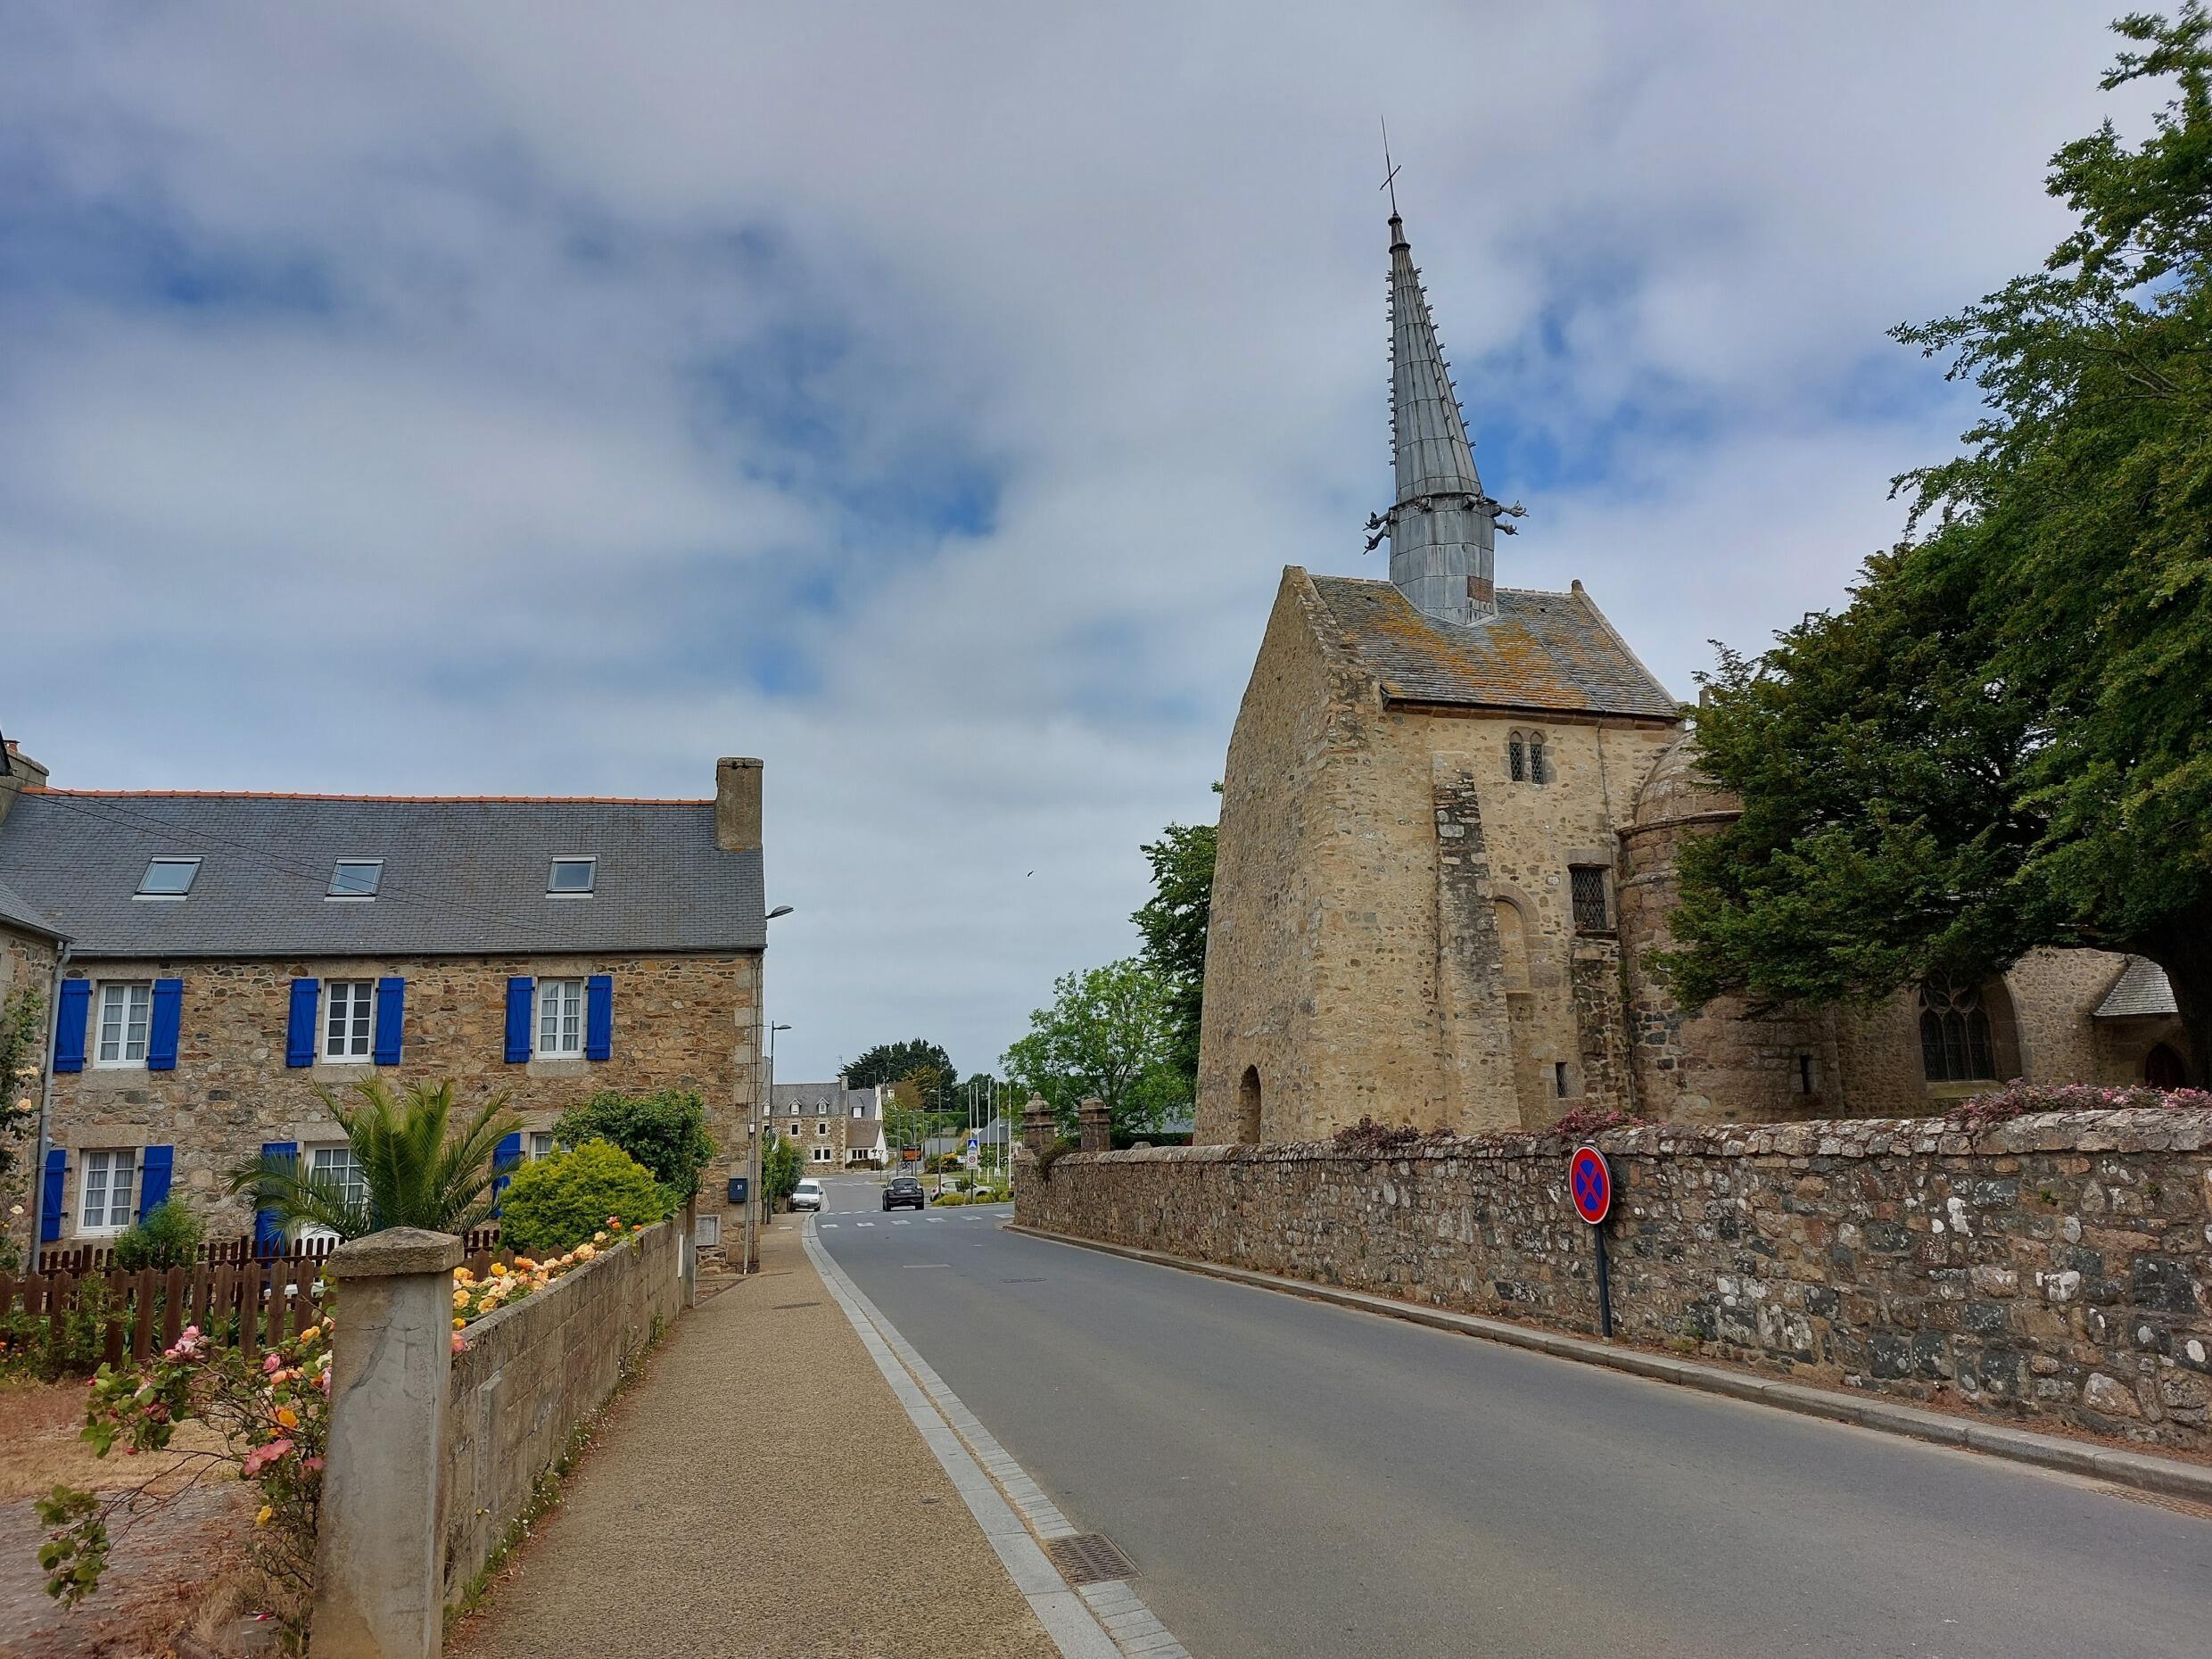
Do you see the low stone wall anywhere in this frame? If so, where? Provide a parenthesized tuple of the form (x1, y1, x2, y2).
(1015, 1110, 2212, 1450)
(442, 1219, 685, 1597)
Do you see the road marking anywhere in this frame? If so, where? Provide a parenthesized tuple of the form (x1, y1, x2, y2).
(805, 1217, 1184, 1659)
(821, 1222, 839, 1228)
(892, 1219, 912, 1226)
(856, 1221, 876, 1227)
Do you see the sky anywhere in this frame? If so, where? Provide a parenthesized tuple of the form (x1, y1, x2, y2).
(0, 3, 2154, 1081)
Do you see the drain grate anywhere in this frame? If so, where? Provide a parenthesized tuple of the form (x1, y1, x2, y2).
(1045, 1532, 1137, 1587)
(772, 1300, 821, 1310)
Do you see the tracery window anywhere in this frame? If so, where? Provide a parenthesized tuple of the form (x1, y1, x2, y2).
(1528, 734, 1548, 785)
(1507, 733, 1525, 782)
(1919, 979, 1995, 1082)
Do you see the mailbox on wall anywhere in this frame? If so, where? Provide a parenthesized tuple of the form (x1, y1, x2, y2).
(727, 1176, 750, 1205)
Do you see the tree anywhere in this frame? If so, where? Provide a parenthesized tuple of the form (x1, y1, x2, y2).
(1133, 819, 1216, 1087)
(553, 1088, 716, 1205)
(1002, 959, 1189, 1139)
(225, 1078, 521, 1241)
(843, 1040, 956, 1111)
(762, 1131, 804, 1205)
(1661, 7, 2212, 1068)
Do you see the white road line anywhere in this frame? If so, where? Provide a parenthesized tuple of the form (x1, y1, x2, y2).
(892, 1219, 912, 1226)
(821, 1222, 839, 1228)
(857, 1221, 876, 1227)
(805, 1217, 1186, 1659)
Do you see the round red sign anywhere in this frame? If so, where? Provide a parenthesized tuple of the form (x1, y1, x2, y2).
(1568, 1143, 1612, 1226)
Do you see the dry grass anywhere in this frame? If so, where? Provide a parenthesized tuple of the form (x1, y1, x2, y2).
(0, 1378, 224, 1500)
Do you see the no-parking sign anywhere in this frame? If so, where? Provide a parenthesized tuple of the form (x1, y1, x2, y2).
(1569, 1143, 1613, 1226)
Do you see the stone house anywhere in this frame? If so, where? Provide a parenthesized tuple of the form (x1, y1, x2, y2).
(1195, 210, 2192, 1145)
(0, 739, 769, 1263)
(766, 1080, 886, 1170)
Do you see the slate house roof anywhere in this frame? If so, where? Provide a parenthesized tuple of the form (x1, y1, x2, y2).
(1304, 573, 1679, 721)
(2094, 955, 2179, 1019)
(0, 790, 765, 958)
(771, 1082, 879, 1115)
(0, 873, 62, 940)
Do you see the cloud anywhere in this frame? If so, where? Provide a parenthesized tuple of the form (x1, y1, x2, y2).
(0, 1, 2150, 1078)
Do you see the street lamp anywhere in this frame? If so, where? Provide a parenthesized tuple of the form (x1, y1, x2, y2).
(747, 905, 795, 1275)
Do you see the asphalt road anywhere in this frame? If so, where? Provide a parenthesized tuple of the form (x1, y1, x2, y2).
(809, 1176, 2212, 1659)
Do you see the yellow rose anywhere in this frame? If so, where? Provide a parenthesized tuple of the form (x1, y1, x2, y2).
(453, 1317, 466, 1330)
(453, 1290, 470, 1308)
(276, 1407, 299, 1430)
(256, 1506, 274, 1528)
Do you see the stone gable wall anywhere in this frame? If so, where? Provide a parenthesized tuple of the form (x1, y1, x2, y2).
(44, 952, 758, 1257)
(442, 1218, 685, 1598)
(1, 923, 58, 1255)
(1016, 1110, 2212, 1450)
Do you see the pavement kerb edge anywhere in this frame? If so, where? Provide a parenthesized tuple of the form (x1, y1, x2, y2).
(803, 1216, 1191, 1659)
(1001, 1223, 2212, 1507)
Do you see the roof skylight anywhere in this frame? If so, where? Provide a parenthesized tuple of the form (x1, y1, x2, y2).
(328, 861, 384, 899)
(136, 857, 202, 897)
(548, 856, 597, 896)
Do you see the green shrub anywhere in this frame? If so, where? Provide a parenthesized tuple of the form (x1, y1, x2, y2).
(552, 1089, 716, 1205)
(0, 1280, 115, 1380)
(498, 1141, 667, 1258)
(112, 1199, 206, 1271)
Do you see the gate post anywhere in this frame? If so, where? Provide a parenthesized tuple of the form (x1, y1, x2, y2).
(312, 1226, 462, 1659)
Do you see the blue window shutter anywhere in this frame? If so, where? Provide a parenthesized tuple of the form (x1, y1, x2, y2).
(373, 977, 406, 1067)
(146, 978, 183, 1070)
(504, 978, 534, 1063)
(491, 1131, 524, 1214)
(253, 1142, 296, 1257)
(39, 1147, 65, 1242)
(138, 1145, 175, 1218)
(54, 979, 90, 1073)
(585, 974, 613, 1061)
(285, 979, 320, 1069)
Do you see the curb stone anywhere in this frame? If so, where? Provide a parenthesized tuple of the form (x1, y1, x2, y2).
(1003, 1224, 2212, 1508)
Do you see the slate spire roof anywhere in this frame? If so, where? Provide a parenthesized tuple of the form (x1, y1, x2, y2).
(1376, 209, 1517, 628)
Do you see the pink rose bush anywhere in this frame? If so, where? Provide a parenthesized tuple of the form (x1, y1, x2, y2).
(1953, 1082, 2212, 1129)
(37, 1315, 332, 1647)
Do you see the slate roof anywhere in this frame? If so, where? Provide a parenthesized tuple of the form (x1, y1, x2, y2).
(2094, 956, 2178, 1019)
(1305, 574, 1679, 720)
(0, 790, 764, 958)
(772, 1082, 878, 1116)
(0, 873, 62, 939)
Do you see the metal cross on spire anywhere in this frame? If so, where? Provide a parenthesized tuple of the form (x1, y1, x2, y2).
(1380, 117, 1402, 218)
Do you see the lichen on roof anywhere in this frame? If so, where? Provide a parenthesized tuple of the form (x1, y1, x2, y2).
(1305, 574, 1677, 720)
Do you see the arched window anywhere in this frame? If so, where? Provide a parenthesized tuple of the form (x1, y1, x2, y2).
(1919, 979, 1995, 1082)
(1236, 1067, 1262, 1143)
(1528, 733, 1548, 786)
(1507, 732, 1526, 782)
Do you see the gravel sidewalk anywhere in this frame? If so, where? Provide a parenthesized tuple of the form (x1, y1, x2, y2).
(450, 1216, 1061, 1659)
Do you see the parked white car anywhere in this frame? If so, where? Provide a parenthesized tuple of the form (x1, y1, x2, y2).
(790, 1178, 826, 1213)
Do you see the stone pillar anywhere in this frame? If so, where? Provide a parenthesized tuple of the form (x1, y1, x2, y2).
(1020, 1096, 1056, 1156)
(1077, 1097, 1111, 1153)
(312, 1227, 463, 1659)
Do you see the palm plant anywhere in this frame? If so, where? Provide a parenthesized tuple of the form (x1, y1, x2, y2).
(226, 1078, 524, 1242)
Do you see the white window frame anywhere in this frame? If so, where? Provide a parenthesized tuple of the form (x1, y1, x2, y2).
(323, 978, 376, 1062)
(537, 978, 586, 1058)
(810, 1145, 832, 1163)
(327, 860, 384, 901)
(816, 1120, 830, 1137)
(297, 1143, 366, 1243)
(529, 1131, 557, 1160)
(547, 856, 597, 898)
(77, 1147, 139, 1235)
(135, 856, 201, 899)
(94, 980, 153, 1068)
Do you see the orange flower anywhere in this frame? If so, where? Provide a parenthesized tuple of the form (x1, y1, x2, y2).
(275, 1407, 299, 1430)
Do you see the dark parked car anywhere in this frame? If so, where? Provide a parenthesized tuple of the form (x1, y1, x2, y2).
(882, 1176, 926, 1212)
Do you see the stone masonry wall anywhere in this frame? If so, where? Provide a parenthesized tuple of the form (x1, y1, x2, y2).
(45, 952, 758, 1256)
(1017, 1110, 2212, 1451)
(1, 922, 58, 1258)
(442, 1217, 684, 1598)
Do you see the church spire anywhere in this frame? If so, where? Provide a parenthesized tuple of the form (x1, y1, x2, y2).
(1367, 206, 1519, 626)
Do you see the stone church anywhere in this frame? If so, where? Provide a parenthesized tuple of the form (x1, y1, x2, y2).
(1193, 209, 2194, 1145)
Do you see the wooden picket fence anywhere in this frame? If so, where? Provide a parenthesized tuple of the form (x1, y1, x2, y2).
(3, 1258, 330, 1367)
(34, 1227, 502, 1275)
(6, 1228, 514, 1370)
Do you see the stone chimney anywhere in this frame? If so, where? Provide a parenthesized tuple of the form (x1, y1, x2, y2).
(0, 739, 49, 827)
(715, 757, 762, 853)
